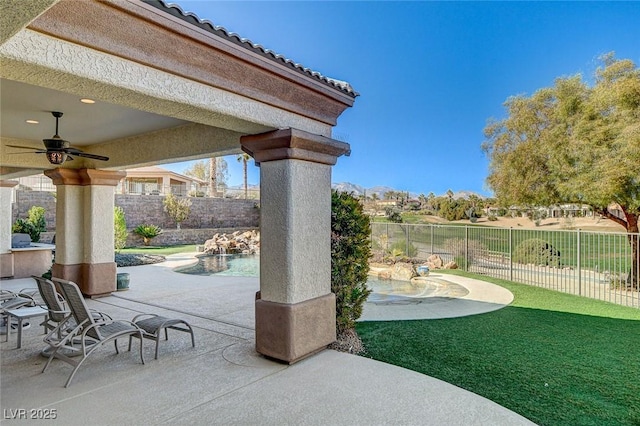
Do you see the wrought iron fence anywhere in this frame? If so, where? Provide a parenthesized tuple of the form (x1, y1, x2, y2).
(371, 222, 640, 308)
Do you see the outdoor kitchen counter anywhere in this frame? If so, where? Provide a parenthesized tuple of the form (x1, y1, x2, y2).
(10, 243, 54, 278)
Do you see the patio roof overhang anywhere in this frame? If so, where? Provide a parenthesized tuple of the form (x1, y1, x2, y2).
(0, 0, 357, 179)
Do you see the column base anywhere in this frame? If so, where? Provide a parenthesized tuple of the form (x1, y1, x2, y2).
(0, 253, 14, 278)
(255, 292, 336, 364)
(52, 262, 116, 297)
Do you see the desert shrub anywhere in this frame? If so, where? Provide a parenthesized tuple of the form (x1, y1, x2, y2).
(384, 207, 403, 223)
(608, 273, 628, 290)
(488, 215, 498, 221)
(163, 193, 192, 229)
(444, 238, 487, 270)
(12, 206, 46, 242)
(526, 209, 548, 226)
(133, 224, 162, 246)
(390, 239, 418, 258)
(331, 190, 372, 335)
(114, 206, 128, 252)
(513, 238, 561, 267)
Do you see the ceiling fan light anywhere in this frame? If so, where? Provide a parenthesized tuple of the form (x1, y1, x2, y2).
(46, 151, 66, 165)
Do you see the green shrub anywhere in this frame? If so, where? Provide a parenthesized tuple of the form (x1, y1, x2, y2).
(513, 238, 561, 267)
(12, 206, 46, 242)
(114, 207, 128, 252)
(163, 193, 192, 229)
(331, 190, 372, 335)
(390, 239, 418, 258)
(488, 215, 498, 221)
(133, 224, 162, 246)
(384, 207, 403, 223)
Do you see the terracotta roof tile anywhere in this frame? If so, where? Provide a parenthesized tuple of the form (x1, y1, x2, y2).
(147, 0, 358, 98)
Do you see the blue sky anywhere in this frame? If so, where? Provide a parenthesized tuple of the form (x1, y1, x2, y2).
(165, 1, 640, 196)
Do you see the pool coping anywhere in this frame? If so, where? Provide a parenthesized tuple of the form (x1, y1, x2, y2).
(360, 273, 514, 321)
(159, 253, 514, 321)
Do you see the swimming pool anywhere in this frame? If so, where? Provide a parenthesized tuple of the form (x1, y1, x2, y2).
(366, 276, 469, 305)
(176, 254, 259, 277)
(177, 255, 468, 302)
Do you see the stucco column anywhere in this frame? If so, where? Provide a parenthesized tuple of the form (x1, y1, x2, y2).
(241, 128, 350, 363)
(45, 168, 126, 297)
(0, 180, 18, 277)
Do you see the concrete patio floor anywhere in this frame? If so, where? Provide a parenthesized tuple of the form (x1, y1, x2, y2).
(1, 254, 535, 425)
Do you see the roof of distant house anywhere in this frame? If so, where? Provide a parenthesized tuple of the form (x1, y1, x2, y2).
(126, 166, 206, 183)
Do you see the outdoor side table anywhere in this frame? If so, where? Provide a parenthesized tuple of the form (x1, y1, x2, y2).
(5, 306, 48, 349)
(128, 314, 195, 359)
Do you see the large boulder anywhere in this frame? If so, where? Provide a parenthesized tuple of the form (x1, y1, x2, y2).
(444, 261, 458, 269)
(203, 230, 260, 255)
(391, 262, 415, 281)
(426, 254, 444, 269)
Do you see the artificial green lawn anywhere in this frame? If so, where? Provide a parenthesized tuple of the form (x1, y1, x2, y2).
(119, 244, 197, 256)
(356, 270, 640, 425)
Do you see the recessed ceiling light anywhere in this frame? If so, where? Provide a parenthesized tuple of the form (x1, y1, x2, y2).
(25, 119, 39, 124)
(80, 98, 95, 104)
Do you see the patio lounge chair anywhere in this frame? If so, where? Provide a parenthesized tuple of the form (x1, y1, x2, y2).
(42, 278, 145, 387)
(32, 276, 71, 338)
(0, 289, 38, 334)
(32, 276, 109, 357)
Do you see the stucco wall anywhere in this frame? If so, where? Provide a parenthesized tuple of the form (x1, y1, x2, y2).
(12, 191, 260, 236)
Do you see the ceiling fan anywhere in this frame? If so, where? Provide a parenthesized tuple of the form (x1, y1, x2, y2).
(8, 111, 109, 165)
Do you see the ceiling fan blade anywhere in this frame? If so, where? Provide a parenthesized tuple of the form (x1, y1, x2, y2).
(6, 144, 45, 152)
(74, 152, 110, 161)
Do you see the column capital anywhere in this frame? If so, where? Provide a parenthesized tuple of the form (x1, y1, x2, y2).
(45, 168, 126, 186)
(240, 128, 350, 166)
(0, 180, 18, 188)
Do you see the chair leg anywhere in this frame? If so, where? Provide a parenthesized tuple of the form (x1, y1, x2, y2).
(155, 333, 160, 360)
(42, 345, 60, 373)
(138, 331, 145, 365)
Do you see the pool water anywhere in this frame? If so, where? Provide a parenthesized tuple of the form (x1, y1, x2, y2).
(176, 255, 469, 304)
(176, 254, 259, 277)
(366, 276, 469, 304)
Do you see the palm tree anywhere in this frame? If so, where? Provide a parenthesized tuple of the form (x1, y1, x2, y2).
(446, 189, 454, 200)
(237, 153, 251, 199)
(418, 193, 427, 209)
(208, 157, 219, 197)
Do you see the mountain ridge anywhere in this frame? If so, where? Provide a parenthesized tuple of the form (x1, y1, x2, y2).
(331, 182, 487, 199)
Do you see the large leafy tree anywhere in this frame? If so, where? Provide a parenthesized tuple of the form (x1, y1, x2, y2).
(483, 53, 640, 286)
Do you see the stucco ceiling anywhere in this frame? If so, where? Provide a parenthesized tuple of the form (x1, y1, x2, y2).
(0, 0, 354, 179)
(1, 78, 188, 147)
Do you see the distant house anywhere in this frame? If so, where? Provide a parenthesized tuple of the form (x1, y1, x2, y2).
(377, 200, 398, 207)
(119, 166, 206, 196)
(14, 166, 207, 197)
